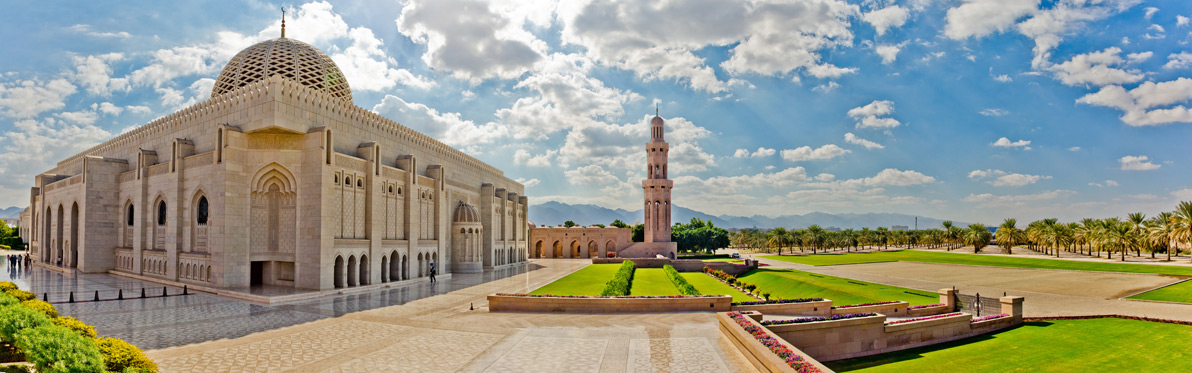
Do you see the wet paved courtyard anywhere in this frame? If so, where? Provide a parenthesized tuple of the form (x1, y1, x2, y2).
(2, 258, 535, 350)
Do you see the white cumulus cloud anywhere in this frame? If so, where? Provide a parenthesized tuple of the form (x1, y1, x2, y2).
(844, 133, 884, 149)
(1119, 155, 1160, 171)
(781, 144, 850, 162)
(848, 100, 901, 128)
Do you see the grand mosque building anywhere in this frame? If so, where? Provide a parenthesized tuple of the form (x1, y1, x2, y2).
(19, 25, 529, 291)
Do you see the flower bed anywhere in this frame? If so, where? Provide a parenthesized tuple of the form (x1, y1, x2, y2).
(761, 313, 877, 326)
(704, 268, 765, 300)
(908, 303, 945, 310)
(732, 298, 824, 306)
(885, 312, 964, 325)
(971, 313, 1010, 323)
(727, 312, 823, 373)
(834, 301, 900, 309)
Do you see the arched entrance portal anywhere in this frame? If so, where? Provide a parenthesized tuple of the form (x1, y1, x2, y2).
(389, 250, 400, 281)
(587, 241, 598, 259)
(347, 255, 358, 287)
(606, 240, 616, 258)
(552, 241, 562, 258)
(69, 203, 79, 268)
(570, 241, 580, 258)
(534, 241, 543, 259)
(333, 256, 344, 288)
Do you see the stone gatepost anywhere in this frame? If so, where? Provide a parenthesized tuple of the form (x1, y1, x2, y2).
(939, 288, 957, 311)
(1000, 296, 1025, 322)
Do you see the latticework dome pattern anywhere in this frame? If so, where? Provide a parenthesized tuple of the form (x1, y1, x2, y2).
(453, 202, 481, 224)
(211, 38, 352, 102)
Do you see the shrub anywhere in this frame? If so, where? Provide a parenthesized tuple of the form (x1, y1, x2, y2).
(20, 300, 56, 318)
(600, 260, 635, 296)
(0, 305, 50, 342)
(13, 325, 104, 373)
(3, 290, 33, 302)
(0, 293, 17, 307)
(95, 337, 158, 373)
(0, 282, 16, 292)
(662, 265, 700, 296)
(51, 316, 95, 338)
(743, 283, 757, 292)
(760, 291, 771, 300)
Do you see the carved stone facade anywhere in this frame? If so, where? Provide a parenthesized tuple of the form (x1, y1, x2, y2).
(21, 36, 528, 291)
(527, 226, 633, 259)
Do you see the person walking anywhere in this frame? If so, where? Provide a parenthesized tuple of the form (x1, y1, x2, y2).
(429, 262, 436, 283)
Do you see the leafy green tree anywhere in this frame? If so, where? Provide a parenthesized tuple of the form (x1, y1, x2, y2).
(631, 224, 644, 242)
(671, 218, 730, 254)
(610, 219, 629, 228)
(996, 218, 1024, 255)
(563, 220, 577, 228)
(964, 224, 993, 253)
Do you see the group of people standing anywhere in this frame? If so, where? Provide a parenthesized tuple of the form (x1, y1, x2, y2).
(6, 253, 28, 270)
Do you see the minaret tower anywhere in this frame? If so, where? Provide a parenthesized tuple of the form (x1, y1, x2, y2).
(643, 108, 673, 243)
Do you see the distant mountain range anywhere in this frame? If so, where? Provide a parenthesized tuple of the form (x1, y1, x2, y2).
(528, 201, 973, 230)
(0, 206, 23, 219)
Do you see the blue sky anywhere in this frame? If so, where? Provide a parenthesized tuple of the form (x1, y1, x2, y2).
(0, 0, 1190, 224)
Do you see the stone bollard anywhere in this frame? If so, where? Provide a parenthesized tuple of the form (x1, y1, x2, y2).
(69, 292, 74, 303)
(140, 288, 146, 298)
(163, 287, 167, 297)
(939, 288, 957, 311)
(42, 293, 47, 302)
(1000, 296, 1025, 323)
(117, 289, 123, 300)
(94, 291, 99, 302)
(183, 285, 188, 295)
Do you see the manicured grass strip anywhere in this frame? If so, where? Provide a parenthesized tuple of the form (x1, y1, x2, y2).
(680, 273, 757, 303)
(765, 250, 1192, 276)
(826, 318, 1192, 372)
(740, 269, 938, 306)
(628, 269, 682, 296)
(529, 264, 621, 296)
(1128, 279, 1192, 304)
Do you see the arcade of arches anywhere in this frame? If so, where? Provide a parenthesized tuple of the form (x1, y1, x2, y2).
(527, 226, 633, 259)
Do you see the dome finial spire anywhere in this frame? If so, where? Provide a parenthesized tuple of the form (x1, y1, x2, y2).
(280, 7, 286, 38)
(655, 104, 659, 117)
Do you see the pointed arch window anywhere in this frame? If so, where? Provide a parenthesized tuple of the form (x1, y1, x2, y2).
(127, 204, 135, 226)
(197, 196, 209, 225)
(157, 201, 167, 226)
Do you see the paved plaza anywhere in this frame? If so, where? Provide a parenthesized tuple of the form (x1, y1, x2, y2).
(2, 257, 753, 372)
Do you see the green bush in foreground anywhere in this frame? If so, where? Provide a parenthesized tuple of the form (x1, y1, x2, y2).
(662, 265, 700, 296)
(14, 325, 104, 373)
(95, 337, 159, 373)
(0, 305, 50, 342)
(3, 290, 33, 302)
(51, 316, 96, 338)
(600, 260, 636, 296)
(0, 282, 17, 292)
(19, 300, 56, 318)
(0, 293, 17, 307)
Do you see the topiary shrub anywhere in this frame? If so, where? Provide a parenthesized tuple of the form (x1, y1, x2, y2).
(51, 316, 95, 338)
(19, 300, 56, 318)
(0, 282, 16, 292)
(0, 305, 50, 343)
(3, 290, 33, 302)
(95, 337, 159, 373)
(600, 260, 636, 296)
(662, 265, 700, 296)
(13, 325, 104, 373)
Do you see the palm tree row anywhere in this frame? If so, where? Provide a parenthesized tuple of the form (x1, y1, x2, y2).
(729, 201, 1192, 262)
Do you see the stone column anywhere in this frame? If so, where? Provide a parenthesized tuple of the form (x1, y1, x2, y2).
(939, 288, 957, 311)
(1000, 296, 1024, 322)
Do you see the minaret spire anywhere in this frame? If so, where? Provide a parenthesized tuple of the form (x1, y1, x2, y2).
(281, 7, 287, 38)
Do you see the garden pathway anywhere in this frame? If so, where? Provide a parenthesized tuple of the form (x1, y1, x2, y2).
(756, 256, 1192, 322)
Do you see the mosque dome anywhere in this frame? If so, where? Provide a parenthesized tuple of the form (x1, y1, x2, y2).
(453, 202, 481, 224)
(211, 37, 352, 102)
(651, 115, 664, 126)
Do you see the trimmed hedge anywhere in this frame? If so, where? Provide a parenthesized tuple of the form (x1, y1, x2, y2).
(14, 325, 105, 373)
(600, 260, 636, 297)
(0, 305, 50, 343)
(51, 316, 96, 338)
(3, 290, 33, 302)
(20, 300, 56, 318)
(0, 282, 16, 292)
(662, 265, 700, 296)
(95, 337, 158, 373)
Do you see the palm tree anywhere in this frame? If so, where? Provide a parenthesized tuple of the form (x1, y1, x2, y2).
(1150, 212, 1176, 261)
(964, 224, 993, 252)
(1172, 201, 1192, 263)
(768, 227, 789, 255)
(941, 221, 954, 250)
(1097, 218, 1132, 261)
(1128, 212, 1147, 257)
(996, 218, 1024, 254)
(806, 225, 826, 254)
(876, 227, 890, 251)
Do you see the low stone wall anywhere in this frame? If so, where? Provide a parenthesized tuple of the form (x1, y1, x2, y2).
(487, 294, 732, 313)
(591, 257, 758, 274)
(718, 311, 834, 373)
(732, 300, 834, 316)
(768, 296, 1024, 362)
(830, 301, 909, 317)
(907, 304, 952, 317)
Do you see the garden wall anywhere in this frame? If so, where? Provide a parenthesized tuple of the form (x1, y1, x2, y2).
(591, 257, 758, 275)
(733, 300, 834, 315)
(718, 311, 834, 373)
(487, 294, 732, 313)
(768, 296, 1024, 362)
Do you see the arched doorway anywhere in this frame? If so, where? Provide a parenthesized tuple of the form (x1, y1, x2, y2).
(250, 164, 296, 254)
(359, 254, 369, 286)
(347, 255, 358, 287)
(417, 253, 423, 277)
(605, 240, 616, 258)
(570, 241, 580, 258)
(380, 256, 389, 283)
(587, 241, 598, 259)
(333, 256, 344, 288)
(43, 207, 51, 262)
(402, 254, 408, 280)
(55, 205, 63, 266)
(389, 250, 400, 281)
(69, 203, 79, 268)
(552, 241, 562, 258)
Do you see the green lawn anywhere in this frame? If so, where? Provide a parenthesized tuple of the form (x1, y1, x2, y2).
(765, 250, 1192, 276)
(680, 272, 758, 302)
(827, 318, 1192, 372)
(629, 268, 683, 296)
(1128, 280, 1192, 303)
(739, 269, 938, 306)
(529, 264, 622, 296)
